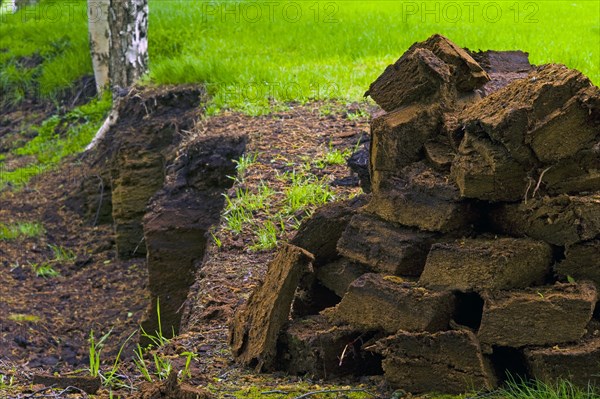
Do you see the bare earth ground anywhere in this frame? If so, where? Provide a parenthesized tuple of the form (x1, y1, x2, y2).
(0, 102, 406, 398)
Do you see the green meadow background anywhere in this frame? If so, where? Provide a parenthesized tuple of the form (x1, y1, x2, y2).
(1, 0, 599, 113)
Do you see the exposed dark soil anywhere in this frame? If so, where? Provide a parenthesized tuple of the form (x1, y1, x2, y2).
(0, 158, 150, 370)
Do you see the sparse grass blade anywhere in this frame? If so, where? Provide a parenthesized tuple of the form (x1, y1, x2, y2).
(88, 329, 103, 377)
(101, 331, 136, 388)
(233, 153, 258, 181)
(180, 352, 197, 380)
(139, 298, 170, 349)
(133, 344, 152, 382)
(47, 244, 76, 262)
(314, 141, 353, 168)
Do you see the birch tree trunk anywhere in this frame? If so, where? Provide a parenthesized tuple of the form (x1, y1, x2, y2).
(108, 0, 149, 89)
(2, 1, 16, 13)
(88, 0, 111, 95)
(86, 0, 149, 151)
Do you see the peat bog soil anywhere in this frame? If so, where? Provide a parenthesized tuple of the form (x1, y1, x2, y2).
(0, 100, 395, 398)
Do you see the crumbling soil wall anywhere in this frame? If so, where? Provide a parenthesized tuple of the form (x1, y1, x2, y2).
(73, 86, 247, 337)
(142, 131, 246, 337)
(231, 34, 600, 394)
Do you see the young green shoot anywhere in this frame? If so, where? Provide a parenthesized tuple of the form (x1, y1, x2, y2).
(222, 191, 254, 234)
(101, 331, 136, 388)
(48, 244, 76, 263)
(29, 262, 60, 278)
(133, 344, 152, 382)
(283, 171, 334, 214)
(88, 328, 113, 377)
(180, 352, 198, 380)
(231, 153, 258, 182)
(314, 141, 352, 168)
(0, 374, 15, 390)
(210, 232, 222, 249)
(153, 353, 172, 381)
(490, 375, 597, 399)
(139, 298, 170, 348)
(346, 108, 369, 121)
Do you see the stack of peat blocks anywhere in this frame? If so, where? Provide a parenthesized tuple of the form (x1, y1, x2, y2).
(231, 34, 600, 394)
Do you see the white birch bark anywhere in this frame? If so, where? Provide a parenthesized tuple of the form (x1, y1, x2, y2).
(1, 0, 16, 13)
(86, 0, 149, 152)
(88, 0, 111, 95)
(108, 0, 149, 89)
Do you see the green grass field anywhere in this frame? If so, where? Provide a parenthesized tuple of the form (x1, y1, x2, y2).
(1, 0, 599, 113)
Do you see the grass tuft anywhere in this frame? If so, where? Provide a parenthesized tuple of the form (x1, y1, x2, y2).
(249, 220, 279, 252)
(282, 170, 335, 214)
(314, 141, 353, 168)
(0, 222, 45, 240)
(47, 244, 76, 263)
(489, 377, 598, 399)
(29, 262, 60, 278)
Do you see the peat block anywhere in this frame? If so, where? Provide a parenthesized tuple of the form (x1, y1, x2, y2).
(230, 244, 314, 370)
(419, 238, 552, 292)
(366, 47, 451, 111)
(315, 258, 368, 297)
(291, 195, 368, 266)
(366, 34, 489, 111)
(424, 135, 455, 170)
(478, 283, 597, 347)
(451, 132, 528, 202)
(101, 86, 205, 259)
(489, 194, 600, 246)
(337, 213, 436, 276)
(556, 240, 600, 288)
(525, 337, 600, 387)
(325, 273, 455, 334)
(461, 104, 535, 168)
(371, 330, 496, 394)
(367, 162, 476, 233)
(455, 64, 600, 197)
(418, 34, 490, 92)
(542, 151, 600, 195)
(369, 103, 442, 176)
(111, 151, 166, 258)
(277, 315, 382, 378)
(142, 132, 245, 337)
(528, 84, 600, 164)
(460, 64, 595, 160)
